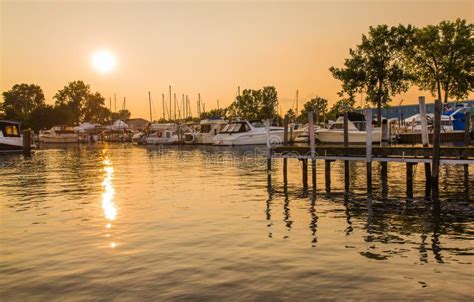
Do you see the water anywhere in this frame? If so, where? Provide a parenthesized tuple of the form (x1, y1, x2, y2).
(1, 144, 473, 300)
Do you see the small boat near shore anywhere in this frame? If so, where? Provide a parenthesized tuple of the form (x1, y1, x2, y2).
(0, 120, 24, 152)
(315, 112, 381, 143)
(213, 120, 288, 146)
(184, 117, 227, 145)
(38, 126, 79, 143)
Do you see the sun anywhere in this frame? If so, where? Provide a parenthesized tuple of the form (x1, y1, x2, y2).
(91, 49, 117, 74)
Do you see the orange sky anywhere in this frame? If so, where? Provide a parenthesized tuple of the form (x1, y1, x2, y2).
(1, 1, 472, 120)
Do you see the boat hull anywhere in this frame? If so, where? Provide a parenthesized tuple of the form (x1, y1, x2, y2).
(213, 132, 285, 146)
(38, 136, 78, 143)
(315, 129, 381, 143)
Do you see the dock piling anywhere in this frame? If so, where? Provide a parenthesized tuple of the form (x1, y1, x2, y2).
(343, 111, 350, 193)
(23, 129, 31, 157)
(283, 116, 289, 184)
(431, 98, 442, 201)
(419, 96, 431, 198)
(365, 109, 373, 194)
(308, 111, 316, 193)
(463, 111, 471, 199)
(325, 160, 331, 193)
(406, 163, 415, 201)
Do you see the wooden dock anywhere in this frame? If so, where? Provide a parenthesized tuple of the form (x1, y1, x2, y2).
(267, 102, 472, 201)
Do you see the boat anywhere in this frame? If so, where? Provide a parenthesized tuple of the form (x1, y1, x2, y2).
(184, 117, 227, 144)
(293, 123, 322, 143)
(315, 112, 381, 143)
(38, 126, 79, 143)
(145, 123, 180, 145)
(0, 120, 23, 152)
(403, 113, 454, 132)
(213, 120, 286, 146)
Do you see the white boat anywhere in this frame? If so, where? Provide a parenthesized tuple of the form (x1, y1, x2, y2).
(0, 120, 23, 152)
(213, 120, 286, 146)
(184, 117, 227, 145)
(146, 123, 180, 145)
(403, 113, 454, 132)
(315, 114, 381, 143)
(293, 123, 322, 143)
(38, 126, 79, 143)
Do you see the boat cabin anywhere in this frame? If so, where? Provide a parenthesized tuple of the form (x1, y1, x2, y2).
(0, 120, 21, 137)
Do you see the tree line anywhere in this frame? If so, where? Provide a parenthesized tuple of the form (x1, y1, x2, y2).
(0, 81, 131, 131)
(1, 19, 471, 129)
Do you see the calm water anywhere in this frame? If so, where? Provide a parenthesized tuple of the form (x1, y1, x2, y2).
(1, 144, 473, 301)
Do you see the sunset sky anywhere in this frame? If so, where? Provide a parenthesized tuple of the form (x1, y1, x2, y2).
(1, 1, 472, 120)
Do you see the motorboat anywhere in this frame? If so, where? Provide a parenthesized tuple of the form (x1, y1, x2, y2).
(38, 126, 79, 143)
(293, 123, 322, 143)
(0, 120, 23, 152)
(184, 117, 227, 144)
(315, 112, 381, 143)
(213, 120, 286, 146)
(403, 113, 454, 132)
(145, 123, 180, 145)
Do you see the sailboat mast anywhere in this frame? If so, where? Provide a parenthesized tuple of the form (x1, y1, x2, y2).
(169, 86, 172, 120)
(174, 93, 177, 121)
(162, 93, 165, 120)
(148, 91, 152, 122)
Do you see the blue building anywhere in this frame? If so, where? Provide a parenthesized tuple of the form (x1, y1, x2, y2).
(365, 99, 474, 120)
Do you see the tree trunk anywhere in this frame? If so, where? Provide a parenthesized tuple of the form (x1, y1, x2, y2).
(443, 83, 449, 104)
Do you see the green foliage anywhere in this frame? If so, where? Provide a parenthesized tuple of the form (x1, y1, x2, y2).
(285, 109, 296, 121)
(326, 98, 356, 121)
(83, 92, 112, 124)
(1, 83, 45, 125)
(111, 109, 131, 121)
(298, 96, 328, 123)
(330, 24, 413, 125)
(404, 19, 473, 103)
(54, 81, 90, 123)
(227, 86, 278, 120)
(28, 105, 72, 131)
(200, 108, 227, 119)
(54, 80, 115, 124)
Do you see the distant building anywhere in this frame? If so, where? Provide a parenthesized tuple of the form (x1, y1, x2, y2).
(125, 118, 150, 131)
(364, 99, 474, 119)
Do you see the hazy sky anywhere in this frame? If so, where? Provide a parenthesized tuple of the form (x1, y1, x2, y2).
(1, 1, 472, 120)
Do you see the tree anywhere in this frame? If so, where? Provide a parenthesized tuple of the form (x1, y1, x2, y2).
(111, 109, 131, 121)
(83, 92, 112, 123)
(54, 81, 91, 124)
(285, 109, 296, 121)
(260, 86, 279, 119)
(298, 96, 328, 123)
(330, 24, 413, 126)
(28, 104, 73, 131)
(326, 98, 356, 121)
(200, 108, 227, 119)
(1, 84, 45, 124)
(405, 19, 473, 103)
(226, 86, 279, 120)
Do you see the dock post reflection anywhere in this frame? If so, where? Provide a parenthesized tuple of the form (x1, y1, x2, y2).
(343, 193, 353, 236)
(325, 160, 331, 194)
(266, 171, 273, 238)
(380, 162, 388, 201)
(309, 195, 318, 247)
(431, 203, 444, 263)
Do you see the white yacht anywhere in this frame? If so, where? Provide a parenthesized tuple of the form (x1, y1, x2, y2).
(146, 123, 180, 145)
(315, 113, 381, 143)
(38, 126, 79, 143)
(213, 120, 286, 146)
(184, 117, 227, 145)
(0, 120, 23, 152)
(403, 113, 454, 132)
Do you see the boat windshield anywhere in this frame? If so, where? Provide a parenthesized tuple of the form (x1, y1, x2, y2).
(1, 124, 20, 137)
(200, 124, 212, 133)
(221, 122, 250, 133)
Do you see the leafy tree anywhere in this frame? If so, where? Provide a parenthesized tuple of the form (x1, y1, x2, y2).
(28, 105, 73, 131)
(298, 96, 328, 123)
(83, 92, 112, 124)
(330, 24, 413, 126)
(326, 98, 356, 121)
(260, 86, 279, 119)
(226, 86, 279, 120)
(200, 108, 227, 119)
(285, 109, 296, 121)
(111, 109, 131, 121)
(1, 83, 45, 124)
(54, 81, 90, 124)
(404, 19, 473, 103)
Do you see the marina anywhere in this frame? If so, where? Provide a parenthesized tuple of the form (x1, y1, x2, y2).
(1, 2, 473, 300)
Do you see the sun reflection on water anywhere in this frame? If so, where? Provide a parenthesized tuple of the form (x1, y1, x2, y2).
(102, 157, 117, 248)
